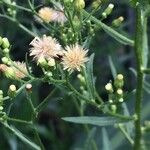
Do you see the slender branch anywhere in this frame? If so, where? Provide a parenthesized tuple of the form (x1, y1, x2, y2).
(133, 5, 145, 150)
(26, 89, 45, 150)
(35, 88, 57, 113)
(2, 122, 41, 150)
(142, 68, 150, 74)
(6, 117, 32, 125)
(118, 124, 134, 145)
(33, 126, 45, 150)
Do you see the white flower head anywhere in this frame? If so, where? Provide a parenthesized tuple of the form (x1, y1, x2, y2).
(29, 35, 62, 61)
(62, 44, 88, 72)
(37, 7, 56, 23)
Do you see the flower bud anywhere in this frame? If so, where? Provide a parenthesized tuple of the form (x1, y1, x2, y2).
(102, 3, 114, 19)
(2, 38, 10, 49)
(92, 0, 102, 9)
(0, 90, 3, 96)
(112, 16, 124, 27)
(111, 104, 117, 113)
(37, 57, 48, 67)
(114, 74, 124, 88)
(8, 84, 17, 98)
(77, 74, 85, 84)
(1, 57, 9, 64)
(0, 106, 3, 111)
(105, 83, 113, 93)
(48, 58, 55, 67)
(117, 89, 123, 95)
(7, 61, 11, 66)
(25, 84, 32, 92)
(73, 16, 81, 30)
(4, 67, 15, 79)
(109, 99, 113, 103)
(116, 88, 123, 101)
(3, 48, 10, 54)
(45, 71, 53, 77)
(119, 98, 124, 103)
(74, 0, 85, 10)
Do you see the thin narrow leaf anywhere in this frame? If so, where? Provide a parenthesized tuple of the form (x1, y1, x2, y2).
(25, 53, 33, 76)
(62, 116, 131, 126)
(102, 128, 111, 150)
(84, 54, 95, 99)
(108, 56, 117, 79)
(84, 127, 97, 150)
(122, 103, 134, 136)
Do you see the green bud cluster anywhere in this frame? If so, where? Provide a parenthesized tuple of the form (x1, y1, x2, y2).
(61, 27, 77, 44)
(77, 74, 89, 98)
(0, 36, 10, 62)
(37, 57, 56, 72)
(0, 37, 10, 49)
(7, 1, 17, 17)
(105, 74, 124, 112)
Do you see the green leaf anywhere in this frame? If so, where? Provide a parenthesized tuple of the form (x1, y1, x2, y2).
(25, 53, 33, 76)
(62, 116, 130, 126)
(108, 56, 117, 79)
(102, 128, 111, 150)
(84, 127, 97, 150)
(122, 103, 134, 136)
(83, 54, 95, 100)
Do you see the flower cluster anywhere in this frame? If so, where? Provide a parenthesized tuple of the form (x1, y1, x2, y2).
(29, 35, 89, 73)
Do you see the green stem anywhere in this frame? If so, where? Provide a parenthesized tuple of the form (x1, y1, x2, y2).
(26, 92, 36, 119)
(118, 124, 134, 145)
(26, 91, 45, 150)
(2, 122, 41, 150)
(35, 88, 57, 113)
(133, 5, 145, 150)
(142, 68, 150, 74)
(33, 126, 45, 150)
(6, 117, 32, 125)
